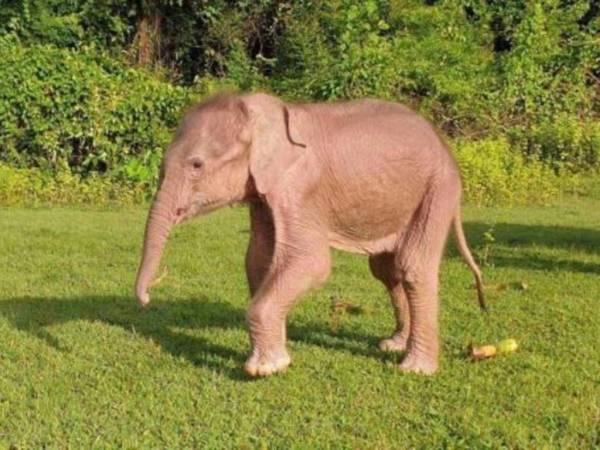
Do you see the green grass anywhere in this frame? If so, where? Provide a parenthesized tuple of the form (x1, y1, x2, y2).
(1, 199, 599, 448)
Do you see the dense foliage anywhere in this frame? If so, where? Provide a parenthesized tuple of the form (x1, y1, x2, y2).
(0, 0, 599, 204)
(0, 35, 189, 182)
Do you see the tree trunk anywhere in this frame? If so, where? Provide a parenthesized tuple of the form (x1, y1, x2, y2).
(134, 1, 162, 67)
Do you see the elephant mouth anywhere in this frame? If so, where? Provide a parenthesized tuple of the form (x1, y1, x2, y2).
(176, 198, 221, 224)
(197, 198, 223, 214)
(200, 198, 219, 208)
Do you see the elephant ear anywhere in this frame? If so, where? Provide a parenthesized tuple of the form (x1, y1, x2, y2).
(242, 94, 306, 196)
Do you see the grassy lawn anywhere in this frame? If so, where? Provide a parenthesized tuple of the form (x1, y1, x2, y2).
(1, 198, 599, 448)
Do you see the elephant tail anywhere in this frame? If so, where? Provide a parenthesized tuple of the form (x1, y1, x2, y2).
(453, 210, 487, 311)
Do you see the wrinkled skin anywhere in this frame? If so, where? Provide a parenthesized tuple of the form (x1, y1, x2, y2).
(135, 93, 485, 377)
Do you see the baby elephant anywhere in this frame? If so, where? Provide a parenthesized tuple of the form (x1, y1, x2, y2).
(135, 92, 485, 376)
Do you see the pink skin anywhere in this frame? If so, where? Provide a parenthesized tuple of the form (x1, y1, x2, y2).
(135, 93, 485, 377)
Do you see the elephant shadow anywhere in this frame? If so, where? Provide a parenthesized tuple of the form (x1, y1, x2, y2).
(6, 221, 595, 379)
(0, 295, 384, 380)
(457, 222, 600, 275)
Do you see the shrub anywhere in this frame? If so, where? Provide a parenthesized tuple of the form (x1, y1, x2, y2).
(0, 163, 146, 206)
(526, 116, 600, 173)
(2, 0, 600, 206)
(496, 2, 595, 125)
(0, 0, 130, 50)
(0, 35, 191, 182)
(0, 139, 576, 207)
(268, 0, 496, 122)
(453, 138, 561, 206)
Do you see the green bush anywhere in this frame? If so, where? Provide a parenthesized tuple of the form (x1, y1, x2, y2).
(0, 35, 191, 182)
(497, 2, 595, 124)
(0, 163, 146, 206)
(0, 142, 573, 207)
(1, 0, 599, 205)
(0, 0, 130, 49)
(527, 116, 600, 173)
(202, 0, 600, 171)
(453, 138, 561, 206)
(256, 0, 496, 133)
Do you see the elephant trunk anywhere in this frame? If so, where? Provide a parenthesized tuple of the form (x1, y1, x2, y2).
(135, 182, 178, 307)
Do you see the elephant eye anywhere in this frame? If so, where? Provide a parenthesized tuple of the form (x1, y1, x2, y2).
(190, 159, 204, 170)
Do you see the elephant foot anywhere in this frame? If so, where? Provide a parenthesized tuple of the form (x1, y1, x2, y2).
(244, 348, 291, 377)
(398, 352, 438, 375)
(378, 333, 408, 352)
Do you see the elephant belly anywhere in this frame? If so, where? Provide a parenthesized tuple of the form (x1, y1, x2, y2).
(320, 178, 423, 255)
(327, 231, 400, 255)
(309, 115, 442, 254)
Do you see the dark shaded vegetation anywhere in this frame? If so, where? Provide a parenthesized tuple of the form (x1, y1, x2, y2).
(0, 1, 599, 204)
(0, 295, 250, 380)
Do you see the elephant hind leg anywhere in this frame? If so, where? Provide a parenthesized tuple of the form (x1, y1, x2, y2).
(368, 252, 410, 352)
(395, 182, 460, 375)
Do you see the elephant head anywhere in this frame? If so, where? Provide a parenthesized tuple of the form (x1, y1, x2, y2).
(135, 93, 305, 307)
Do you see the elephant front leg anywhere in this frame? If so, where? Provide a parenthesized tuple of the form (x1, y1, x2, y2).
(245, 202, 275, 296)
(244, 298, 292, 377)
(244, 242, 331, 377)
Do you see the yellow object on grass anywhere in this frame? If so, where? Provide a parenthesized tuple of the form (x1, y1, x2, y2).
(471, 338, 518, 360)
(496, 338, 518, 354)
